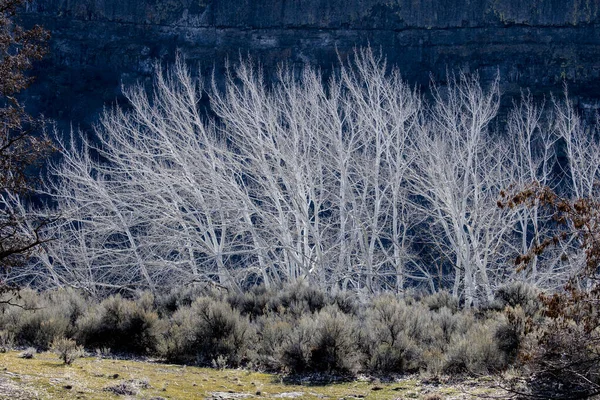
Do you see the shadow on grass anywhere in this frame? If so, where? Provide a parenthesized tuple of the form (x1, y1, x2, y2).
(274, 373, 356, 386)
(38, 361, 70, 368)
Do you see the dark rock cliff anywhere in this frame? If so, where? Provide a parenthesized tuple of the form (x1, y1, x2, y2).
(20, 0, 600, 128)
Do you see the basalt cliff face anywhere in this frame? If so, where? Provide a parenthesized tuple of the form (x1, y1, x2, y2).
(21, 0, 600, 127)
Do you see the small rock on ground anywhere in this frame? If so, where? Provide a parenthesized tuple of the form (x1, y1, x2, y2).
(273, 392, 306, 398)
(206, 392, 254, 399)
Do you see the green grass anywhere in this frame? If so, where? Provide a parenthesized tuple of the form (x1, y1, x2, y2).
(0, 351, 504, 399)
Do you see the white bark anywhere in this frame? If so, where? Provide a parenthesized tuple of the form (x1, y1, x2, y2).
(12, 50, 595, 303)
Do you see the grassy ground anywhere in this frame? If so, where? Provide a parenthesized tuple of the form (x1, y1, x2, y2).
(0, 351, 507, 399)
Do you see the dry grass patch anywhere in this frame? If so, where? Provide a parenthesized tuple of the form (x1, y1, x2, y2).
(0, 351, 506, 399)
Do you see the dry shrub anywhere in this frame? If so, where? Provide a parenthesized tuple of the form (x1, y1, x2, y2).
(0, 288, 88, 350)
(494, 281, 540, 317)
(442, 316, 510, 375)
(50, 336, 85, 365)
(227, 285, 271, 318)
(19, 347, 36, 359)
(280, 313, 318, 373)
(103, 381, 139, 396)
(0, 330, 14, 352)
(310, 306, 361, 375)
(360, 296, 424, 373)
(154, 285, 205, 316)
(499, 186, 600, 398)
(519, 312, 600, 398)
(422, 291, 459, 313)
(158, 297, 252, 366)
(252, 314, 292, 370)
(76, 293, 158, 354)
(268, 282, 327, 317)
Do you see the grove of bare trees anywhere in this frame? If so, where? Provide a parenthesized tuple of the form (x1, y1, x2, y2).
(9, 49, 600, 305)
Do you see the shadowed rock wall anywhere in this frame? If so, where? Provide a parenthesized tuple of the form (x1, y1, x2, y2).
(20, 0, 600, 128)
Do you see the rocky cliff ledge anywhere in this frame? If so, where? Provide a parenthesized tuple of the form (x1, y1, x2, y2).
(21, 0, 600, 127)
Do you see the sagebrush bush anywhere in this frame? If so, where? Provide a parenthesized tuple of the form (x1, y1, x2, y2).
(154, 285, 206, 317)
(268, 282, 327, 317)
(0, 288, 88, 350)
(442, 317, 510, 375)
(400, 302, 446, 347)
(310, 306, 360, 374)
(229, 283, 357, 319)
(193, 298, 253, 366)
(16, 309, 69, 351)
(432, 306, 474, 345)
(0, 282, 536, 377)
(259, 305, 360, 374)
(360, 296, 424, 373)
(156, 306, 195, 363)
(252, 314, 292, 370)
(158, 297, 252, 366)
(50, 336, 85, 365)
(76, 294, 158, 354)
(331, 291, 360, 315)
(280, 313, 318, 373)
(227, 286, 271, 318)
(422, 291, 459, 313)
(494, 281, 541, 317)
(0, 330, 14, 352)
(366, 334, 421, 373)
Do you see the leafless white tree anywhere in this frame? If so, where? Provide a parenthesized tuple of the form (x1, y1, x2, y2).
(502, 93, 574, 290)
(11, 49, 598, 304)
(408, 73, 523, 306)
(553, 88, 600, 199)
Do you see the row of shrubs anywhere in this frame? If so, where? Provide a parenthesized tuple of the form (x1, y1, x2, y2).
(0, 282, 541, 376)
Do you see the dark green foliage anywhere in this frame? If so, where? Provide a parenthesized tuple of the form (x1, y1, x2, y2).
(76, 293, 158, 355)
